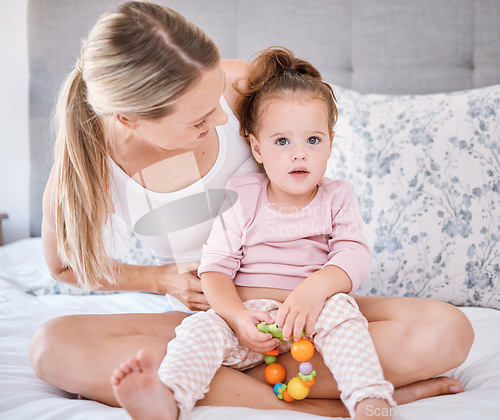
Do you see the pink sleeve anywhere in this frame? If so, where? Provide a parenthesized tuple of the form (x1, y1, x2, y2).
(323, 182, 371, 294)
(198, 181, 245, 280)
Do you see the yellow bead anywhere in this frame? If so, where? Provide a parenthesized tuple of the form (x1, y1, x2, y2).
(287, 377, 310, 400)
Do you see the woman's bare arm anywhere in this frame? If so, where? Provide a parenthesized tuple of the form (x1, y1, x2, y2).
(41, 168, 209, 309)
(221, 59, 248, 112)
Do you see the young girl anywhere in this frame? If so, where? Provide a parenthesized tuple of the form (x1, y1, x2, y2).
(111, 47, 396, 420)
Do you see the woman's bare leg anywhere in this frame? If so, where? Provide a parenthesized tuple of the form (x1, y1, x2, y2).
(245, 295, 473, 400)
(30, 311, 188, 406)
(112, 294, 472, 419)
(30, 295, 473, 414)
(113, 348, 348, 419)
(356, 295, 474, 387)
(30, 312, 344, 416)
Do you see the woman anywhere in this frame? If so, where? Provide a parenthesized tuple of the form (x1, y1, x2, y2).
(30, 2, 473, 417)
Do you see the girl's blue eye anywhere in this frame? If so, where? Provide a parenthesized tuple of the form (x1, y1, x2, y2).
(275, 137, 289, 146)
(308, 136, 320, 145)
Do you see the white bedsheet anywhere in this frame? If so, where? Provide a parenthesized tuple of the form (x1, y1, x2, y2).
(0, 238, 499, 420)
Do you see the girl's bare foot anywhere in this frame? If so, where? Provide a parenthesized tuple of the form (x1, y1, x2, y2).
(394, 376, 464, 405)
(111, 348, 179, 420)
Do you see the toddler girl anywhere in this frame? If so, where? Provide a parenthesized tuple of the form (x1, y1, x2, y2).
(112, 47, 396, 420)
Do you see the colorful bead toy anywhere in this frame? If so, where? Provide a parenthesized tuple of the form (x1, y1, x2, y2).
(257, 323, 316, 402)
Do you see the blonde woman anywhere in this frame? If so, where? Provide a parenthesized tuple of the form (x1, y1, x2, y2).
(30, 1, 473, 417)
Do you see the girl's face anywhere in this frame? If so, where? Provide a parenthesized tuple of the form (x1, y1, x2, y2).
(249, 95, 333, 208)
(117, 63, 228, 151)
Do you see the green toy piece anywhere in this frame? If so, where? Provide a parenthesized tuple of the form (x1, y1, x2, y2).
(274, 383, 287, 400)
(256, 322, 305, 342)
(257, 322, 285, 341)
(298, 370, 316, 382)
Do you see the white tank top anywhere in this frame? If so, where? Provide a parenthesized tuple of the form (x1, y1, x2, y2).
(110, 96, 260, 309)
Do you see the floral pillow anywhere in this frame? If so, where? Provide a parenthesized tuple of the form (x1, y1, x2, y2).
(326, 84, 500, 309)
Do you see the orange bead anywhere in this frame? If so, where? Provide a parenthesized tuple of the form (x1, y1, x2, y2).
(290, 339, 314, 362)
(303, 378, 316, 387)
(283, 389, 294, 402)
(265, 349, 280, 356)
(264, 363, 286, 385)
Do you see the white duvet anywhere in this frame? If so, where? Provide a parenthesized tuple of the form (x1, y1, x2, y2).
(1, 238, 499, 420)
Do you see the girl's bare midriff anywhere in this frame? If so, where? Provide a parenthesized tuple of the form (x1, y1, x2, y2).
(236, 285, 291, 303)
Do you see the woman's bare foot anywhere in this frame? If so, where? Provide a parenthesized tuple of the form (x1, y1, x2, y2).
(394, 376, 464, 405)
(111, 348, 179, 420)
(353, 377, 463, 420)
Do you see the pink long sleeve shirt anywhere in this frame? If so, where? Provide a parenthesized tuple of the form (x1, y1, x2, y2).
(198, 173, 370, 293)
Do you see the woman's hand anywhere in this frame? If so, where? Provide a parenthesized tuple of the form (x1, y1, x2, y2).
(157, 262, 210, 311)
(233, 309, 280, 353)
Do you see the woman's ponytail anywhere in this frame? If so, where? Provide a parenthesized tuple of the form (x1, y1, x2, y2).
(53, 66, 117, 289)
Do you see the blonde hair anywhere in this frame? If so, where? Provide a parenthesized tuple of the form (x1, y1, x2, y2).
(53, 1, 220, 289)
(236, 47, 337, 142)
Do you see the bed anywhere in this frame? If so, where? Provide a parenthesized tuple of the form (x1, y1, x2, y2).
(1, 1, 499, 419)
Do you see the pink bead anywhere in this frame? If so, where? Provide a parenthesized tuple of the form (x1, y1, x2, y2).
(299, 362, 313, 375)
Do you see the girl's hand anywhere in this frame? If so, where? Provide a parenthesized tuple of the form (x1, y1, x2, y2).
(233, 310, 280, 353)
(276, 285, 326, 341)
(276, 266, 352, 341)
(158, 262, 210, 311)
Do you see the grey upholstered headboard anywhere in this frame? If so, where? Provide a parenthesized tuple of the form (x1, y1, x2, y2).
(28, 0, 500, 236)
